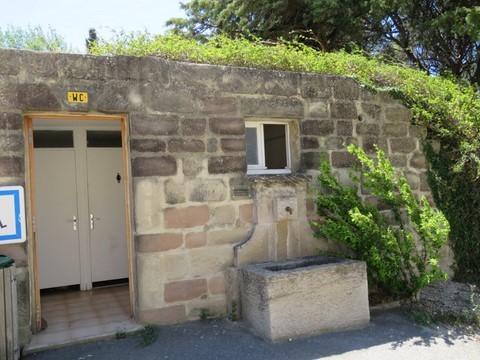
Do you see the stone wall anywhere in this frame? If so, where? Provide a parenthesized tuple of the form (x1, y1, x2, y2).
(0, 49, 436, 340)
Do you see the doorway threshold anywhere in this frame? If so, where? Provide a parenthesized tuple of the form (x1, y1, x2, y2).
(23, 284, 142, 355)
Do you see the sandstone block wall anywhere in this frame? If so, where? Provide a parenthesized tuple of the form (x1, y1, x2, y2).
(0, 49, 434, 337)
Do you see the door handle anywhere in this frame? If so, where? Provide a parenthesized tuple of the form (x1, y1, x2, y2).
(68, 215, 77, 231)
(90, 213, 100, 229)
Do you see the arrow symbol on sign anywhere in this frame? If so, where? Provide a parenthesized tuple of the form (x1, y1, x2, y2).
(0, 220, 6, 229)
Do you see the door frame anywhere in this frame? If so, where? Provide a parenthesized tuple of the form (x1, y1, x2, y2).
(24, 113, 136, 333)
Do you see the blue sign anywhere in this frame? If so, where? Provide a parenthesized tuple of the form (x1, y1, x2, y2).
(0, 186, 26, 244)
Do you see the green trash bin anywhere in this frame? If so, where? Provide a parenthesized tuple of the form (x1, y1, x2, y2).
(0, 254, 14, 268)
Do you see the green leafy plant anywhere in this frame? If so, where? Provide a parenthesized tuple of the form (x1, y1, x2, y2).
(229, 300, 238, 322)
(137, 324, 158, 348)
(311, 145, 450, 298)
(198, 307, 215, 321)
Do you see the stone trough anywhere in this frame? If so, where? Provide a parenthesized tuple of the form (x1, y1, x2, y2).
(241, 256, 370, 341)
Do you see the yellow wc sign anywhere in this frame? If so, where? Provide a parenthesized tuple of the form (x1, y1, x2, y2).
(68, 91, 88, 103)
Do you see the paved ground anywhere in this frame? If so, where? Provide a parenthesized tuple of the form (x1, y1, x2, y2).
(23, 306, 480, 360)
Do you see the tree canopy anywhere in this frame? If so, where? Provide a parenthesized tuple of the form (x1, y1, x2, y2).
(167, 0, 480, 85)
(0, 25, 70, 52)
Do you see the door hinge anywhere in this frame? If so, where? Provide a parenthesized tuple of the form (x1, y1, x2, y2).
(28, 128, 33, 145)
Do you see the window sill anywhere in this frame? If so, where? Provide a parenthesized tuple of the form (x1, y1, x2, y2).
(247, 169, 291, 176)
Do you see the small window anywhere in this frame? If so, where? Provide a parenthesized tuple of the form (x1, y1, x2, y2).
(245, 121, 291, 175)
(86, 131, 122, 148)
(33, 130, 74, 148)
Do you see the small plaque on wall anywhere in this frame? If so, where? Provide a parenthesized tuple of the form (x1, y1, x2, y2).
(67, 91, 88, 103)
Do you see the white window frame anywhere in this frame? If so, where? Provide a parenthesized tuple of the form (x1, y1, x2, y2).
(246, 120, 291, 175)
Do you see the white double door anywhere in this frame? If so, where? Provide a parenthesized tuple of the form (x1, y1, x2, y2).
(34, 121, 128, 290)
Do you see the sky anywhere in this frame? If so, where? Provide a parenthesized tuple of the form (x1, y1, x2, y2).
(0, 0, 186, 52)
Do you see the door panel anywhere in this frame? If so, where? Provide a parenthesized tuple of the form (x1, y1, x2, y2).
(87, 148, 128, 282)
(35, 149, 81, 289)
(34, 121, 127, 291)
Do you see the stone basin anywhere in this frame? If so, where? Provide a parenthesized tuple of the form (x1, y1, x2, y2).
(241, 256, 370, 341)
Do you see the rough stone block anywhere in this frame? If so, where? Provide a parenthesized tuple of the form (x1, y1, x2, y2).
(0, 50, 21, 75)
(201, 97, 237, 114)
(182, 157, 204, 177)
(390, 138, 417, 153)
(0, 157, 24, 177)
(241, 257, 370, 341)
(410, 152, 427, 169)
(132, 156, 177, 177)
(165, 253, 190, 280)
(165, 179, 186, 204)
(301, 120, 334, 136)
(208, 156, 246, 174)
(209, 228, 247, 246)
(209, 118, 245, 135)
(136, 233, 183, 252)
(301, 137, 319, 150)
(362, 137, 387, 154)
(134, 178, 165, 233)
(164, 205, 210, 229)
(130, 139, 166, 153)
(239, 204, 254, 223)
(0, 133, 23, 153)
(212, 205, 236, 226)
(337, 120, 353, 136)
(383, 123, 408, 137)
(207, 138, 218, 153)
(360, 103, 381, 119)
(148, 87, 196, 113)
(0, 112, 23, 130)
(385, 107, 412, 123)
(221, 138, 246, 152)
(307, 101, 328, 117)
(164, 278, 208, 302)
(330, 102, 357, 119)
(301, 152, 324, 170)
(405, 172, 420, 190)
(168, 139, 205, 153)
(140, 305, 186, 325)
(181, 118, 206, 136)
(190, 179, 226, 202)
(262, 72, 299, 96)
(185, 232, 208, 249)
(300, 74, 332, 99)
(420, 173, 430, 192)
(389, 154, 408, 168)
(131, 113, 179, 136)
(331, 151, 358, 168)
(356, 123, 379, 136)
(333, 77, 360, 100)
(190, 246, 234, 276)
(3, 83, 60, 110)
(209, 275, 226, 295)
(240, 97, 304, 117)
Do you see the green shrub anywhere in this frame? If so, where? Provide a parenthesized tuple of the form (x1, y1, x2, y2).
(311, 145, 450, 298)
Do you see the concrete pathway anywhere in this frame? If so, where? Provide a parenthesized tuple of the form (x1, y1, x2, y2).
(23, 306, 480, 360)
